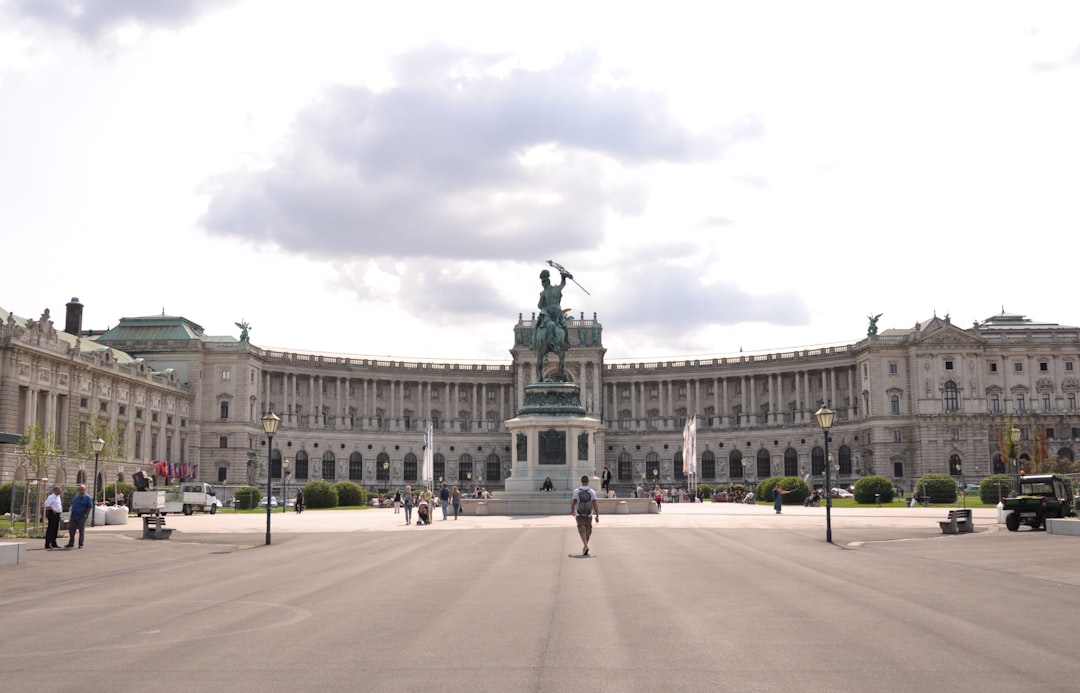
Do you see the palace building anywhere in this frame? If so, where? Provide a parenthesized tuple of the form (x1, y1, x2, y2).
(3, 297, 1078, 495)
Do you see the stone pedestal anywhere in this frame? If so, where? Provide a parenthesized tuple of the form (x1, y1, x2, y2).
(503, 381, 600, 501)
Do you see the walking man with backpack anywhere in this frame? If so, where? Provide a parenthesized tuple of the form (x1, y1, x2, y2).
(438, 482, 451, 520)
(571, 475, 599, 556)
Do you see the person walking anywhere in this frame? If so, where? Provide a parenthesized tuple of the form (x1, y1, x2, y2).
(44, 485, 63, 549)
(392, 488, 401, 514)
(653, 484, 663, 512)
(772, 482, 791, 514)
(438, 482, 451, 520)
(571, 475, 600, 556)
(402, 485, 414, 525)
(294, 488, 304, 514)
(451, 485, 462, 520)
(65, 484, 93, 549)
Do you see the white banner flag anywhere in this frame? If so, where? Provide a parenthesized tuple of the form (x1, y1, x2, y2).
(682, 416, 697, 475)
(422, 423, 434, 483)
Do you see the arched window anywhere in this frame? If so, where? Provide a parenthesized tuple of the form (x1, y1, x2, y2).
(617, 452, 633, 481)
(729, 451, 745, 479)
(784, 448, 798, 477)
(646, 452, 660, 484)
(403, 452, 417, 481)
(271, 449, 282, 478)
(673, 452, 686, 480)
(435, 453, 446, 482)
(943, 381, 959, 412)
(758, 450, 772, 478)
(486, 453, 501, 482)
(295, 451, 309, 479)
(1057, 447, 1075, 462)
(838, 446, 852, 475)
(701, 450, 716, 479)
(811, 446, 825, 476)
(349, 452, 363, 480)
(322, 451, 336, 480)
(458, 454, 473, 483)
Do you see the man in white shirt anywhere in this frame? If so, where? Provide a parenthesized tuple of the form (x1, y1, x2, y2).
(570, 475, 599, 556)
(44, 485, 63, 549)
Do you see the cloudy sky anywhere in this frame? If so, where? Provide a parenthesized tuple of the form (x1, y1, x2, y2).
(2, 1, 1079, 363)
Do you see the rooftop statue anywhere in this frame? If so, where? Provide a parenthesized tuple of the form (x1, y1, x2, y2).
(235, 320, 251, 342)
(867, 313, 882, 337)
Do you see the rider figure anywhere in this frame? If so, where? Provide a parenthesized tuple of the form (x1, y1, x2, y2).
(536, 269, 572, 351)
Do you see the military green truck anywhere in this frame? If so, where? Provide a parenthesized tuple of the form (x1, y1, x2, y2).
(1002, 474, 1074, 531)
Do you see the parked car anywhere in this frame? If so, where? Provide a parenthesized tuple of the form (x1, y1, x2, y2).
(830, 488, 854, 499)
(963, 484, 980, 496)
(258, 496, 279, 508)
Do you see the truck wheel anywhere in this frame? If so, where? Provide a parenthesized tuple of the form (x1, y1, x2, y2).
(209, 504, 217, 515)
(1005, 513, 1020, 532)
(183, 504, 193, 516)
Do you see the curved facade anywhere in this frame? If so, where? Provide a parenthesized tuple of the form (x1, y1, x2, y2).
(3, 302, 1078, 496)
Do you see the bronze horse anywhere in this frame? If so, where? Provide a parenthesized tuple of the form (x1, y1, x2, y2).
(534, 318, 568, 381)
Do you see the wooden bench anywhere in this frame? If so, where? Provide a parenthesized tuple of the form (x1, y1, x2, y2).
(142, 515, 173, 540)
(939, 508, 974, 534)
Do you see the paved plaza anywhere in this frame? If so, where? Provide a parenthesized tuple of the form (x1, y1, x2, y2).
(2, 504, 1078, 692)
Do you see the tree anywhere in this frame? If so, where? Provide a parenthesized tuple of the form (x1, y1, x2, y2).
(996, 414, 1020, 474)
(19, 423, 61, 479)
(1031, 427, 1050, 472)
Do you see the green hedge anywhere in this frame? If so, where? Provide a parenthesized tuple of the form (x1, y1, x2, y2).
(333, 481, 366, 507)
(234, 486, 261, 510)
(755, 476, 809, 505)
(915, 473, 957, 504)
(853, 476, 894, 504)
(102, 482, 135, 504)
(979, 475, 1013, 504)
(303, 480, 338, 508)
(696, 484, 713, 500)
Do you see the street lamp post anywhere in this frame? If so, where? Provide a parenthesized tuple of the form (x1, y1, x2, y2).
(1010, 426, 1022, 494)
(958, 461, 965, 509)
(90, 436, 105, 527)
(262, 411, 281, 545)
(383, 461, 389, 494)
(282, 459, 290, 514)
(815, 405, 835, 544)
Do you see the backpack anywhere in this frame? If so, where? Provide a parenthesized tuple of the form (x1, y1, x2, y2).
(576, 487, 593, 516)
(440, 487, 450, 500)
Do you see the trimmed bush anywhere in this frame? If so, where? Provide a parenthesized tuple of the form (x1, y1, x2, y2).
(979, 475, 1013, 504)
(696, 484, 713, 500)
(303, 481, 338, 509)
(915, 473, 957, 504)
(102, 482, 135, 504)
(755, 476, 809, 505)
(234, 486, 261, 510)
(334, 481, 365, 507)
(853, 476, 894, 504)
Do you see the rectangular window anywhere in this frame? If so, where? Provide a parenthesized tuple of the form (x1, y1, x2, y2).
(890, 395, 900, 414)
(220, 401, 229, 420)
(80, 397, 88, 408)
(152, 412, 159, 423)
(944, 360, 954, 370)
(100, 401, 108, 413)
(349, 459, 363, 480)
(1017, 395, 1026, 412)
(136, 409, 143, 419)
(988, 361, 998, 373)
(166, 436, 172, 460)
(431, 389, 439, 400)
(1067, 362, 1075, 372)
(1069, 393, 1077, 410)
(487, 390, 496, 401)
(376, 386, 383, 398)
(134, 431, 142, 459)
(403, 386, 411, 398)
(167, 415, 173, 425)
(1040, 362, 1049, 372)
(459, 390, 469, 402)
(892, 431, 902, 443)
(1043, 394, 1051, 411)
(181, 418, 186, 428)
(990, 394, 1000, 413)
(888, 363, 898, 374)
(222, 369, 230, 380)
(951, 427, 960, 440)
(1046, 427, 1055, 440)
(649, 388, 658, 398)
(219, 436, 228, 449)
(1014, 362, 1023, 372)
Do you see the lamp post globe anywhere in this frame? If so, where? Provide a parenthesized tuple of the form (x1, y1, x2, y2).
(261, 411, 281, 545)
(90, 436, 105, 527)
(814, 404, 835, 544)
